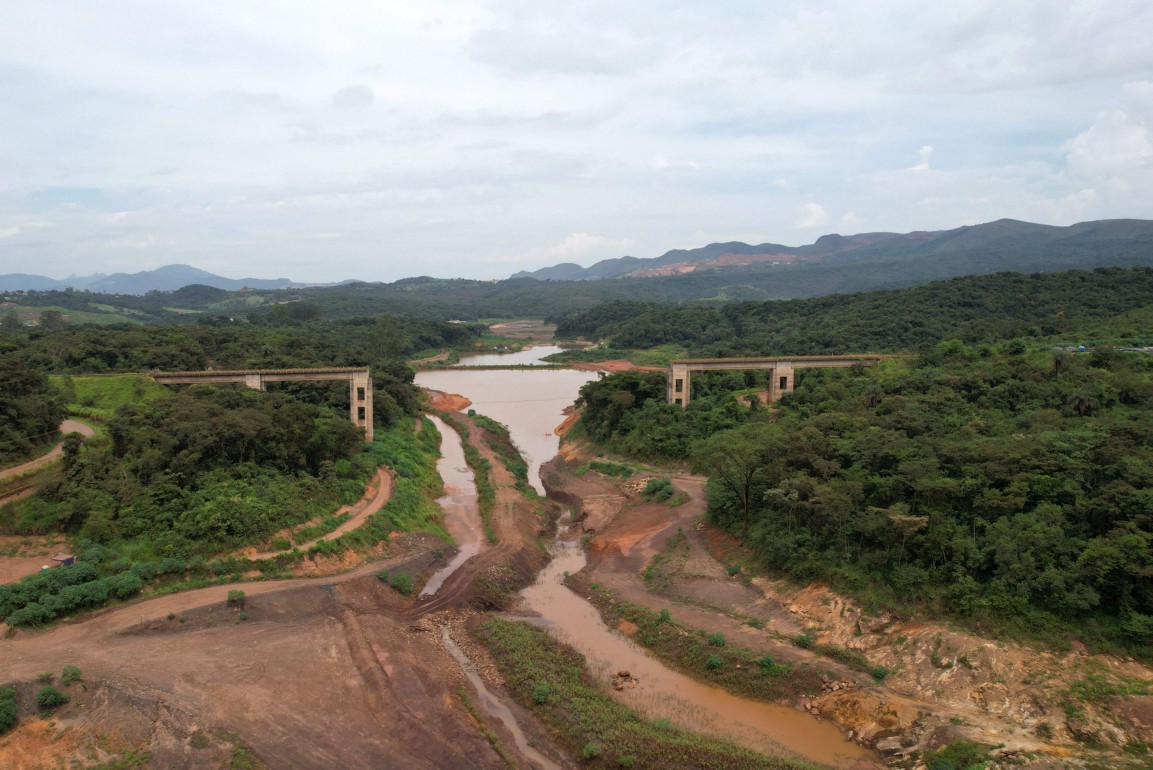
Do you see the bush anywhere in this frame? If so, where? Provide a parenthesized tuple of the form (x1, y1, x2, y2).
(705, 655, 723, 670)
(227, 589, 246, 607)
(0, 688, 17, 733)
(532, 684, 551, 704)
(582, 742, 602, 759)
(707, 632, 725, 647)
(796, 633, 815, 649)
(37, 686, 69, 711)
(238, 612, 249, 622)
(61, 665, 83, 685)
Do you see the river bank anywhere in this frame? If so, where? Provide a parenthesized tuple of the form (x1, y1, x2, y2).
(539, 439, 1153, 770)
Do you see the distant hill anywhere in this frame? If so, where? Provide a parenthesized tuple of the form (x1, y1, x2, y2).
(0, 264, 298, 294)
(511, 219, 1153, 281)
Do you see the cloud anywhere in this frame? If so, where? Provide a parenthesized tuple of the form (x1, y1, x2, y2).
(542, 233, 635, 261)
(794, 203, 829, 228)
(332, 85, 374, 109)
(1065, 110, 1153, 183)
(912, 145, 934, 172)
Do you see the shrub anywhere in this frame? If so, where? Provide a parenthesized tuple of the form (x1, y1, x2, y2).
(37, 686, 69, 711)
(705, 655, 723, 670)
(658, 609, 671, 624)
(618, 755, 636, 768)
(0, 688, 17, 734)
(238, 612, 249, 622)
(272, 536, 292, 551)
(389, 572, 413, 596)
(872, 665, 889, 681)
(107, 572, 143, 600)
(707, 632, 725, 647)
(582, 742, 602, 759)
(532, 684, 551, 705)
(227, 589, 246, 607)
(796, 633, 815, 649)
(61, 665, 83, 685)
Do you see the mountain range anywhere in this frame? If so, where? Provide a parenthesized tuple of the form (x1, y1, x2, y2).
(511, 218, 1153, 281)
(0, 264, 297, 294)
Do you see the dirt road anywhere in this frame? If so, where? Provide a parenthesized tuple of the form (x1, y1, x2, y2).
(0, 419, 95, 482)
(0, 414, 564, 770)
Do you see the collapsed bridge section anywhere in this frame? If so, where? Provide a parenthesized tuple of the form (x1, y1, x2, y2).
(667, 355, 888, 407)
(152, 367, 374, 440)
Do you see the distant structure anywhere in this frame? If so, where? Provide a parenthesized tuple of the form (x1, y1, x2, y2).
(152, 367, 374, 440)
(667, 356, 889, 407)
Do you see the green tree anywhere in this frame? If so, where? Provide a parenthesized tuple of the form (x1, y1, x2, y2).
(691, 422, 774, 536)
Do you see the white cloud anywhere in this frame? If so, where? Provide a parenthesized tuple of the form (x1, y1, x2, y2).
(1, 2, 1152, 281)
(794, 203, 829, 228)
(542, 233, 635, 262)
(912, 145, 934, 172)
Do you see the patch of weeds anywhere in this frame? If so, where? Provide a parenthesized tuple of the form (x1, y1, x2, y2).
(477, 617, 816, 770)
(226, 589, 246, 608)
(37, 685, 70, 711)
(924, 741, 995, 770)
(707, 633, 725, 647)
(705, 655, 723, 671)
(61, 665, 83, 686)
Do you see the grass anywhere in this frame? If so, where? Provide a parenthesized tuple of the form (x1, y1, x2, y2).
(468, 412, 536, 497)
(49, 374, 168, 417)
(572, 579, 825, 703)
(477, 617, 823, 770)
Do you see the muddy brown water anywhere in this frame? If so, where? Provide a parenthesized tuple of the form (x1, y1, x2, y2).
(453, 344, 568, 367)
(421, 416, 485, 598)
(416, 366, 597, 495)
(419, 356, 872, 768)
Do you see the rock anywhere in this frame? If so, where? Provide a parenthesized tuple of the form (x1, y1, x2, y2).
(874, 736, 903, 754)
(617, 670, 630, 678)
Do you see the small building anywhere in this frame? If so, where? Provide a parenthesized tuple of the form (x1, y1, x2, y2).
(50, 553, 76, 567)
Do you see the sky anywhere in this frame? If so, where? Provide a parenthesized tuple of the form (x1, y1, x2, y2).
(1, 1, 1152, 284)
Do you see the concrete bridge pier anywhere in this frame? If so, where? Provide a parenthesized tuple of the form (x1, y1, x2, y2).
(667, 355, 887, 407)
(350, 371, 374, 441)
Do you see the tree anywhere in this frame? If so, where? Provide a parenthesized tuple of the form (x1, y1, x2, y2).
(691, 422, 774, 536)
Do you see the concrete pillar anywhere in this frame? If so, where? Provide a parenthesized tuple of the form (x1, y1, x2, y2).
(768, 363, 794, 403)
(350, 372, 374, 441)
(244, 374, 265, 391)
(668, 363, 691, 407)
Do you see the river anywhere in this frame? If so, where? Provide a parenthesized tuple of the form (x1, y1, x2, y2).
(415, 349, 870, 768)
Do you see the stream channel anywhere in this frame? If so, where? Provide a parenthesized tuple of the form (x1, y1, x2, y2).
(415, 349, 871, 769)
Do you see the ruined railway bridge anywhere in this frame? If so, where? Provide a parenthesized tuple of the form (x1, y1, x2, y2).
(667, 355, 889, 407)
(152, 367, 374, 440)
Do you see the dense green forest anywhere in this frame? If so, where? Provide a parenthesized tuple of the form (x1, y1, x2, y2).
(1, 313, 480, 427)
(0, 311, 468, 626)
(0, 357, 64, 464)
(8, 385, 366, 555)
(578, 345, 1153, 655)
(553, 267, 1153, 354)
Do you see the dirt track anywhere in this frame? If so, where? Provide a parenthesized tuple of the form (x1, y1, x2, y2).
(1, 414, 563, 770)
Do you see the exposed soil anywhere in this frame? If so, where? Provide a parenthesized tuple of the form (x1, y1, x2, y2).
(1, 414, 564, 770)
(566, 359, 664, 373)
(541, 441, 1153, 769)
(423, 387, 473, 412)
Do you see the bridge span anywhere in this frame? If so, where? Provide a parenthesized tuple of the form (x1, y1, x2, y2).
(667, 355, 888, 407)
(152, 367, 374, 440)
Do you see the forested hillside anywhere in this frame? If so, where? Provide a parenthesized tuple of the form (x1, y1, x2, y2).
(554, 267, 1153, 354)
(0, 358, 64, 464)
(577, 343, 1153, 656)
(1, 313, 480, 427)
